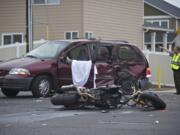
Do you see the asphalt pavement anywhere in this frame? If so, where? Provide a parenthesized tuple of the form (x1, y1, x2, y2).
(0, 89, 180, 135)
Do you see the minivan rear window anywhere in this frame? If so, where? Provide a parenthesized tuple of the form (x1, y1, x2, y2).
(118, 46, 143, 61)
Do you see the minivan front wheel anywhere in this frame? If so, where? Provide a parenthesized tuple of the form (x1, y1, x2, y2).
(1, 88, 19, 97)
(31, 75, 52, 98)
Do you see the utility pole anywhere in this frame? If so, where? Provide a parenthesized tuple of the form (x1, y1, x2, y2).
(26, 0, 33, 52)
(26, 0, 29, 52)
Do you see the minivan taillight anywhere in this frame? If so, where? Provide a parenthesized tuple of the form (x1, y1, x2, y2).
(146, 67, 151, 78)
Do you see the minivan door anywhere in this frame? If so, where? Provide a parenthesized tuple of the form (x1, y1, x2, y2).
(57, 44, 92, 87)
(91, 43, 115, 87)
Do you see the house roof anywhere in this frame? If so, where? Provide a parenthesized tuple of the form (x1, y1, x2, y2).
(144, 0, 180, 19)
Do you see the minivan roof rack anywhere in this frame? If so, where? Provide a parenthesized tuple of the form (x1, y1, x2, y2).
(101, 40, 129, 43)
(72, 37, 96, 40)
(70, 38, 129, 43)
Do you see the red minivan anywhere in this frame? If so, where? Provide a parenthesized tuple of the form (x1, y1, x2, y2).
(0, 40, 151, 97)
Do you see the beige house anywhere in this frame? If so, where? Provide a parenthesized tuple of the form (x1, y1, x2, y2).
(143, 0, 180, 87)
(0, 0, 144, 55)
(144, 0, 180, 52)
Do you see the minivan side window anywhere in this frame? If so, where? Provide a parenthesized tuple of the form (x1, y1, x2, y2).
(95, 44, 113, 62)
(67, 45, 90, 61)
(118, 46, 142, 61)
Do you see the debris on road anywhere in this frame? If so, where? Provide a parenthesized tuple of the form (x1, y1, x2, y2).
(154, 120, 159, 124)
(41, 123, 48, 126)
(101, 110, 109, 113)
(35, 99, 43, 103)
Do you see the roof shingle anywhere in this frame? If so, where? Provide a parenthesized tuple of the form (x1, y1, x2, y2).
(144, 0, 180, 18)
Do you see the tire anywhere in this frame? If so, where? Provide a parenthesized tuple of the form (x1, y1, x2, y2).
(139, 92, 166, 110)
(51, 93, 79, 106)
(31, 75, 52, 98)
(1, 88, 19, 97)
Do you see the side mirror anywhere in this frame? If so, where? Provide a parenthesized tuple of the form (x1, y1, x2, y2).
(59, 56, 72, 64)
(59, 52, 68, 63)
(66, 56, 72, 64)
(59, 55, 66, 63)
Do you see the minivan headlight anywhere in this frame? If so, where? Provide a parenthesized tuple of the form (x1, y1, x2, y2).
(9, 68, 31, 76)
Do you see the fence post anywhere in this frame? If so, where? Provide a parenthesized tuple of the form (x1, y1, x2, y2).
(151, 32, 156, 52)
(16, 42, 20, 58)
(157, 66, 161, 89)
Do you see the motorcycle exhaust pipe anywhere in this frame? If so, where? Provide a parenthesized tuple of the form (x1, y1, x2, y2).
(60, 85, 77, 92)
(51, 93, 79, 106)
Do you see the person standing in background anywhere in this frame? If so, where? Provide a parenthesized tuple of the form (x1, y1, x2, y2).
(161, 46, 180, 95)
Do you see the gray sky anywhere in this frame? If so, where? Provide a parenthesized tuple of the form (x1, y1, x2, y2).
(165, 0, 180, 8)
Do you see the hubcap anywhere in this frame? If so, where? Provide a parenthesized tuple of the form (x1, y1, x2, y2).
(38, 79, 50, 96)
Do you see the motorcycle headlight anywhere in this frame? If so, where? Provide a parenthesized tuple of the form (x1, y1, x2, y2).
(9, 68, 31, 76)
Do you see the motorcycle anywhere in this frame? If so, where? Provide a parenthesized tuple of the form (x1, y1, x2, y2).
(51, 84, 166, 110)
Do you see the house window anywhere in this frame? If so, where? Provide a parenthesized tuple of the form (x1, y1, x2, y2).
(2, 33, 23, 45)
(146, 20, 169, 28)
(3, 35, 11, 45)
(33, 0, 60, 5)
(85, 32, 93, 39)
(161, 21, 168, 28)
(33, 0, 45, 4)
(64, 31, 79, 40)
(152, 21, 159, 27)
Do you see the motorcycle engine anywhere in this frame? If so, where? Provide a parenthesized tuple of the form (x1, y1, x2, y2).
(95, 86, 122, 108)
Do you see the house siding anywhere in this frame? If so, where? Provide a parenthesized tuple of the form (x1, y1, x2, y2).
(32, 0, 84, 40)
(178, 19, 180, 30)
(84, 0, 144, 48)
(169, 18, 176, 30)
(144, 4, 167, 16)
(0, 0, 26, 46)
(144, 3, 177, 30)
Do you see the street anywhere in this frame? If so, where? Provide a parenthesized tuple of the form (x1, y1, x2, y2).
(0, 89, 180, 135)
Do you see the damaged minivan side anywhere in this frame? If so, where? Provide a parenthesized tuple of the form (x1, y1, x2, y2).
(0, 40, 151, 97)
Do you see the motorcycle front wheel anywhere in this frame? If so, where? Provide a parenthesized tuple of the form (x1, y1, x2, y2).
(138, 92, 166, 110)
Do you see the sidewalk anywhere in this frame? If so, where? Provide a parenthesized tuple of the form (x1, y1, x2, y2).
(148, 87, 176, 93)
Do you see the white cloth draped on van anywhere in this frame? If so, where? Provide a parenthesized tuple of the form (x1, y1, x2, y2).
(71, 60, 97, 87)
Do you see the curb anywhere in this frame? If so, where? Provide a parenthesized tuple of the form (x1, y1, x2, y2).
(150, 89, 176, 93)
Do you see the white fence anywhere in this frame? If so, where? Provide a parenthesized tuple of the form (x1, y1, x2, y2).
(143, 51, 174, 87)
(0, 39, 46, 61)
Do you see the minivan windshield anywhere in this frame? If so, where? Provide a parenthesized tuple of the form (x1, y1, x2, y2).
(25, 41, 70, 59)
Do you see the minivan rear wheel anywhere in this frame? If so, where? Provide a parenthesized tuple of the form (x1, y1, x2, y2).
(1, 88, 19, 97)
(31, 75, 52, 98)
